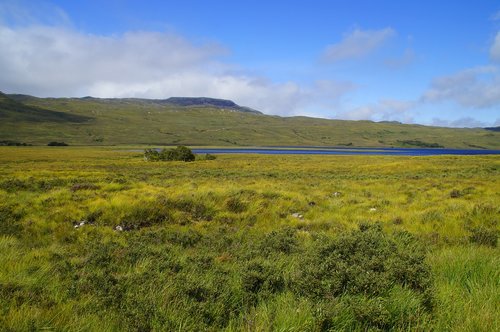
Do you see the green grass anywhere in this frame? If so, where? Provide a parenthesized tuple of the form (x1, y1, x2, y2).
(0, 147, 498, 331)
(1, 93, 499, 148)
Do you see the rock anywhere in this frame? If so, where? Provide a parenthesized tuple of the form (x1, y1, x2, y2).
(369, 208, 377, 212)
(115, 225, 123, 231)
(291, 213, 304, 219)
(332, 192, 342, 197)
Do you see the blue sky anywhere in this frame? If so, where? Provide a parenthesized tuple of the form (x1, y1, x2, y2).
(0, 0, 499, 127)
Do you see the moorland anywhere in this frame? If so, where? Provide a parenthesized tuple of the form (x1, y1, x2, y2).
(0, 147, 498, 331)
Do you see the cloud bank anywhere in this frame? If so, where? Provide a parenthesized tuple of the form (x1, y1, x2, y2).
(0, 22, 356, 116)
(421, 66, 500, 109)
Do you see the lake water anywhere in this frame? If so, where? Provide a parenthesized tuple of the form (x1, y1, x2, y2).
(192, 147, 500, 156)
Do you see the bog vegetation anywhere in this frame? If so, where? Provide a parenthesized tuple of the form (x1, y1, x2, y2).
(0, 147, 498, 331)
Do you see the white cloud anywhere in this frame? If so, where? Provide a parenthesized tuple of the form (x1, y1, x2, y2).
(0, 22, 355, 116)
(421, 66, 500, 109)
(336, 99, 416, 122)
(491, 32, 500, 62)
(322, 27, 395, 62)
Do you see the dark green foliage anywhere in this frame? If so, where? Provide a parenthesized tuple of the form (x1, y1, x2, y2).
(469, 226, 498, 247)
(143, 148, 160, 161)
(295, 224, 433, 330)
(0, 177, 67, 192)
(397, 140, 444, 148)
(242, 259, 285, 300)
(225, 196, 247, 213)
(47, 141, 68, 146)
(120, 201, 172, 230)
(260, 227, 298, 255)
(203, 153, 217, 160)
(0, 140, 31, 146)
(144, 146, 195, 162)
(70, 183, 99, 192)
(297, 224, 432, 299)
(0, 204, 23, 235)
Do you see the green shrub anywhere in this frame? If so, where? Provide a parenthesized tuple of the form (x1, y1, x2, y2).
(260, 227, 298, 255)
(469, 226, 498, 247)
(121, 201, 172, 230)
(225, 196, 246, 213)
(242, 259, 285, 300)
(144, 148, 161, 161)
(0, 205, 23, 235)
(47, 141, 68, 146)
(295, 224, 433, 330)
(144, 146, 195, 162)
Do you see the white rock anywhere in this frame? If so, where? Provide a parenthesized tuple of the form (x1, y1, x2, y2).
(291, 213, 304, 219)
(369, 208, 377, 212)
(115, 225, 123, 231)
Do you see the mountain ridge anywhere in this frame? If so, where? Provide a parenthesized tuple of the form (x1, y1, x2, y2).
(1, 91, 499, 149)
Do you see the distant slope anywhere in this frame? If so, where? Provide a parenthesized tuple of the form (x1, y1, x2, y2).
(1, 93, 499, 149)
(0, 92, 91, 123)
(484, 126, 500, 132)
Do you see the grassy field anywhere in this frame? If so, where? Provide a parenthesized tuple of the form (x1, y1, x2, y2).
(2, 93, 500, 149)
(0, 147, 498, 331)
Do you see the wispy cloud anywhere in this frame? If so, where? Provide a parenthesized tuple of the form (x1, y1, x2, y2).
(322, 27, 395, 62)
(491, 31, 500, 62)
(384, 48, 416, 69)
(421, 66, 500, 109)
(491, 10, 500, 21)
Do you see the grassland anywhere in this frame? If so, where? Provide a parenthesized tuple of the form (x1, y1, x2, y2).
(0, 147, 499, 331)
(1, 93, 499, 149)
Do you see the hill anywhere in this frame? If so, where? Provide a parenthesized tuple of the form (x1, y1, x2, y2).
(1, 92, 499, 148)
(0, 92, 91, 124)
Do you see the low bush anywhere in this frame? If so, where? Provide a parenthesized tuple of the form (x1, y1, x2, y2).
(144, 146, 195, 162)
(469, 226, 498, 247)
(47, 141, 68, 146)
(203, 153, 217, 160)
(295, 223, 433, 330)
(0, 204, 23, 235)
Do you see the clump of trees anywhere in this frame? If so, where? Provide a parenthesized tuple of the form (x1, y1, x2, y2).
(48, 141, 69, 146)
(144, 146, 195, 162)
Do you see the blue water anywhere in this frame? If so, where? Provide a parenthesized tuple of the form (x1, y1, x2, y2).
(192, 147, 500, 156)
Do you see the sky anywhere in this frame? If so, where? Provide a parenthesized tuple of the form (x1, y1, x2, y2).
(0, 0, 499, 127)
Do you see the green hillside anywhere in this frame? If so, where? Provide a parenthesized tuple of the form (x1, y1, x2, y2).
(1, 92, 499, 148)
